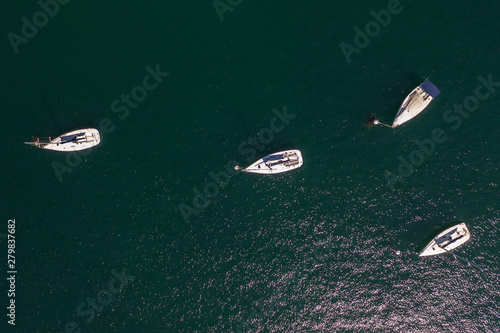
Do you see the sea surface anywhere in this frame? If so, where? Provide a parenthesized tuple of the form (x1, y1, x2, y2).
(1, 1, 499, 332)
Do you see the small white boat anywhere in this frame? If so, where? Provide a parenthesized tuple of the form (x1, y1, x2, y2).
(24, 128, 101, 152)
(374, 79, 440, 128)
(419, 223, 471, 257)
(235, 149, 303, 174)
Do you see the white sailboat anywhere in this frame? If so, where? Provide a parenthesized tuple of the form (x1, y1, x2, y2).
(24, 128, 101, 152)
(419, 223, 471, 257)
(235, 150, 303, 174)
(374, 79, 440, 128)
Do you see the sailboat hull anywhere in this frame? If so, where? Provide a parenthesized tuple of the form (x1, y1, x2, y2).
(419, 223, 470, 257)
(243, 150, 303, 174)
(392, 80, 440, 128)
(26, 128, 101, 152)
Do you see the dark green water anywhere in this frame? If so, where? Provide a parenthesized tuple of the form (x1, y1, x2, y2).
(1, 1, 499, 332)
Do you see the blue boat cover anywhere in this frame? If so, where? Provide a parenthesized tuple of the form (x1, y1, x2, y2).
(61, 133, 84, 144)
(420, 80, 440, 98)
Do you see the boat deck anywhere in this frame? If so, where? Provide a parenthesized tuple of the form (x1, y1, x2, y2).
(419, 223, 470, 257)
(25, 128, 101, 152)
(392, 80, 441, 128)
(243, 150, 303, 174)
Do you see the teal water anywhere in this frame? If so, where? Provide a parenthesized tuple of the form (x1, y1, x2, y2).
(1, 1, 499, 332)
